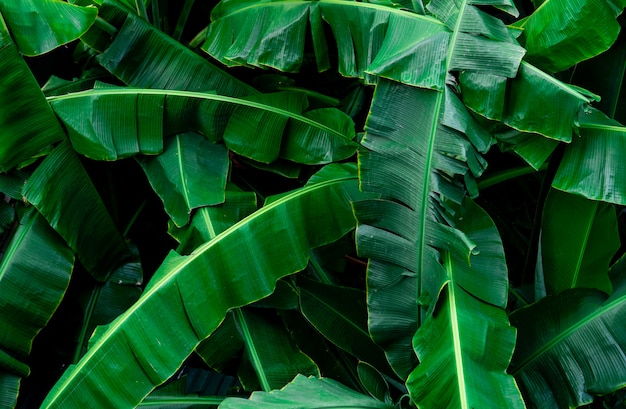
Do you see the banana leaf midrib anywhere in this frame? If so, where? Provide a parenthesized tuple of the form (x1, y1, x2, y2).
(212, 0, 445, 26)
(174, 135, 191, 210)
(44, 174, 357, 403)
(0, 213, 33, 280)
(511, 289, 626, 376)
(569, 200, 597, 289)
(521, 61, 589, 101)
(199, 207, 218, 239)
(138, 395, 225, 406)
(578, 123, 626, 132)
(46, 88, 355, 142)
(234, 308, 272, 392)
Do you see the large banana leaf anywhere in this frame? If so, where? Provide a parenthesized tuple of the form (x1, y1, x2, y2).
(41, 164, 365, 408)
(352, 78, 487, 379)
(0, 13, 66, 172)
(539, 188, 619, 295)
(509, 256, 626, 408)
(49, 88, 357, 165)
(22, 141, 130, 280)
(203, 0, 524, 88)
(406, 198, 523, 409)
(138, 133, 230, 227)
(518, 0, 626, 73)
(553, 108, 626, 205)
(96, 10, 255, 97)
(0, 207, 74, 408)
(219, 374, 396, 409)
(0, 0, 96, 56)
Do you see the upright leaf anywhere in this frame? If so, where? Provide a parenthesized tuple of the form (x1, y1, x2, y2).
(0, 14, 66, 171)
(41, 165, 365, 408)
(22, 141, 129, 280)
(539, 188, 619, 295)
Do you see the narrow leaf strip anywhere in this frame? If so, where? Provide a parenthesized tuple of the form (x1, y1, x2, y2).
(41, 165, 363, 408)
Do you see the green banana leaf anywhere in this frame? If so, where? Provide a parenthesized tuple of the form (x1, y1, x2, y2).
(40, 164, 365, 408)
(357, 361, 392, 403)
(553, 108, 626, 205)
(0, 0, 96, 56)
(509, 256, 626, 408)
(406, 198, 523, 408)
(22, 141, 130, 280)
(195, 312, 243, 373)
(352, 79, 485, 379)
(297, 277, 394, 376)
(219, 374, 396, 409)
(168, 186, 257, 255)
(203, 0, 524, 88)
(138, 133, 230, 227)
(539, 188, 619, 295)
(72, 253, 143, 362)
(0, 207, 74, 408)
(49, 88, 357, 165)
(139, 375, 225, 408)
(460, 62, 594, 142)
(96, 10, 255, 97)
(494, 129, 559, 170)
(233, 308, 319, 391)
(518, 0, 626, 73)
(0, 13, 66, 172)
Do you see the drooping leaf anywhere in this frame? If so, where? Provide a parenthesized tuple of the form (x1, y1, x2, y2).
(203, 0, 524, 88)
(357, 361, 392, 403)
(233, 308, 319, 392)
(0, 207, 74, 405)
(0, 14, 66, 172)
(49, 88, 357, 165)
(0, 0, 97, 56)
(406, 198, 523, 409)
(510, 261, 626, 408)
(97, 11, 256, 97)
(138, 133, 230, 227)
(40, 164, 365, 408)
(518, 0, 626, 73)
(218, 374, 396, 409)
(22, 141, 129, 280)
(553, 108, 626, 205)
(195, 312, 243, 373)
(494, 129, 559, 170)
(539, 188, 619, 295)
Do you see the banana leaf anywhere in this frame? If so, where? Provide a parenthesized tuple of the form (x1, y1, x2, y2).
(352, 78, 487, 378)
(139, 375, 225, 408)
(138, 133, 230, 227)
(168, 186, 257, 254)
(406, 198, 523, 408)
(0, 13, 66, 172)
(40, 164, 366, 408)
(97, 11, 255, 97)
(494, 129, 559, 170)
(518, 0, 626, 73)
(22, 141, 130, 280)
(203, 0, 524, 88)
(233, 308, 319, 392)
(0, 207, 74, 407)
(539, 188, 619, 295)
(509, 256, 626, 408)
(357, 361, 392, 403)
(219, 374, 396, 409)
(0, 0, 96, 56)
(49, 88, 357, 165)
(195, 312, 243, 373)
(553, 108, 626, 205)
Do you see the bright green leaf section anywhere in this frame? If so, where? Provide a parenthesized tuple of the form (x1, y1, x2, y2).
(40, 165, 364, 408)
(540, 188, 619, 295)
(234, 308, 319, 391)
(519, 0, 626, 73)
(553, 109, 626, 205)
(22, 141, 129, 280)
(139, 133, 229, 227)
(0, 208, 74, 402)
(407, 198, 523, 409)
(510, 260, 626, 408)
(219, 374, 396, 409)
(0, 0, 96, 56)
(0, 14, 66, 172)
(49, 88, 356, 165)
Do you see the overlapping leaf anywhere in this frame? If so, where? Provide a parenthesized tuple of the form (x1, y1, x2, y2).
(41, 165, 365, 408)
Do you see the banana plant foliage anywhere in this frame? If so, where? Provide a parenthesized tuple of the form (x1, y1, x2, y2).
(1, 0, 626, 408)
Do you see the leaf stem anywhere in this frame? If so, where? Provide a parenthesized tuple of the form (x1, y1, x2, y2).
(477, 164, 547, 191)
(172, 0, 196, 41)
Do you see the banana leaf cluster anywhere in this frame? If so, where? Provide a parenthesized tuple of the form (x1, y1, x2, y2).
(1, 0, 626, 408)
